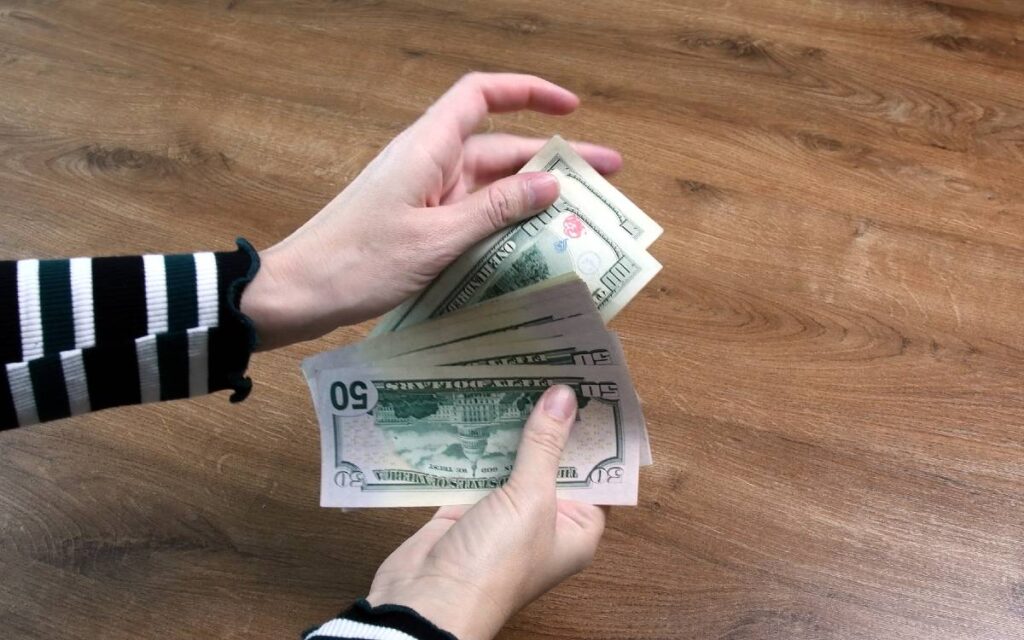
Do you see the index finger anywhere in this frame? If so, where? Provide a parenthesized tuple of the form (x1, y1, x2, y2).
(419, 72, 580, 139)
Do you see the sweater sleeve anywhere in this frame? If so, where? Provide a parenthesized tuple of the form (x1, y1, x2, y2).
(0, 238, 260, 430)
(303, 600, 459, 640)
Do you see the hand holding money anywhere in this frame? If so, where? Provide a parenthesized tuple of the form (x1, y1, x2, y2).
(240, 73, 622, 349)
(364, 385, 606, 640)
(305, 135, 663, 508)
(290, 73, 663, 638)
(305, 273, 653, 507)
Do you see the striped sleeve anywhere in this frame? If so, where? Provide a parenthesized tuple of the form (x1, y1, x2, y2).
(304, 600, 458, 640)
(0, 239, 260, 431)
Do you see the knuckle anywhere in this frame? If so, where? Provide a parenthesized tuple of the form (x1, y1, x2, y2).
(573, 542, 599, 572)
(459, 71, 482, 87)
(398, 211, 432, 243)
(573, 505, 606, 534)
(411, 217, 458, 261)
(496, 483, 525, 514)
(523, 418, 566, 461)
(484, 184, 520, 230)
(501, 481, 553, 522)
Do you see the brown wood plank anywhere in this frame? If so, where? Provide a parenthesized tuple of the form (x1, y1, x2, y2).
(1, 1, 1023, 638)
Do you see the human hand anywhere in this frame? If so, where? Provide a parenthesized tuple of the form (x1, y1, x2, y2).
(240, 72, 622, 350)
(363, 385, 608, 640)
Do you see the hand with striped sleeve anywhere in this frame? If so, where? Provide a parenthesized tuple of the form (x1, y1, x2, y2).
(1, 73, 620, 430)
(0, 243, 257, 429)
(238, 72, 622, 349)
(1, 72, 613, 640)
(304, 386, 607, 640)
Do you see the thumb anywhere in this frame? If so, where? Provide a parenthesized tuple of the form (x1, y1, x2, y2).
(439, 172, 559, 248)
(508, 385, 578, 494)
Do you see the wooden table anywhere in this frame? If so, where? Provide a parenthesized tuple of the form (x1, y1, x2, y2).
(2, 2, 1022, 638)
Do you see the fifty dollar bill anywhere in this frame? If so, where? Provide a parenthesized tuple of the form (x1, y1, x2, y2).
(314, 365, 641, 507)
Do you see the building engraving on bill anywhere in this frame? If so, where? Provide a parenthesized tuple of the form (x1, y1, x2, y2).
(373, 390, 537, 477)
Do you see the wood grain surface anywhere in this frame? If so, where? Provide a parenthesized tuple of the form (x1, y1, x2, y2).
(1, 1, 1023, 638)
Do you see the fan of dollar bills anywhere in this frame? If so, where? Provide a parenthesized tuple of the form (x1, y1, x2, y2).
(303, 136, 663, 508)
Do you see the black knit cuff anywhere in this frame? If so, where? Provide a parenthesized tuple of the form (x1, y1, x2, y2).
(208, 237, 260, 403)
(303, 598, 460, 640)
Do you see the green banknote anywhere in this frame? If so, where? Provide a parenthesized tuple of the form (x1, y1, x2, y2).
(313, 365, 641, 507)
(519, 135, 663, 248)
(303, 136, 663, 509)
(370, 138, 662, 335)
(302, 276, 599, 378)
(386, 333, 619, 368)
(382, 331, 653, 467)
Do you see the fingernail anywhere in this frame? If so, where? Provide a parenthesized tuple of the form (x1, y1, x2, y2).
(543, 385, 577, 421)
(527, 173, 559, 209)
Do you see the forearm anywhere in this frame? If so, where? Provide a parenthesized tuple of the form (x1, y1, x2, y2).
(0, 239, 259, 430)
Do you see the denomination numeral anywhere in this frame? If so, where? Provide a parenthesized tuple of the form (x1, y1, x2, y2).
(326, 376, 379, 417)
(572, 349, 612, 366)
(580, 381, 619, 400)
(334, 469, 365, 488)
(588, 466, 624, 484)
(331, 380, 369, 411)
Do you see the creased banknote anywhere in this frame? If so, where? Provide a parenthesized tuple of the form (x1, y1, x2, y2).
(313, 365, 641, 507)
(303, 136, 662, 508)
(371, 137, 662, 335)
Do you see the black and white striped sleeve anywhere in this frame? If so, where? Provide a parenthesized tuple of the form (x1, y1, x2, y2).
(0, 239, 260, 430)
(304, 600, 459, 640)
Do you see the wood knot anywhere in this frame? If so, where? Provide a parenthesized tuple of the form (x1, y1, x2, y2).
(797, 131, 844, 152)
(85, 146, 157, 172)
(677, 178, 717, 197)
(923, 33, 984, 53)
(677, 33, 770, 61)
(79, 144, 217, 178)
(7, 10, 55, 29)
(585, 83, 621, 100)
(716, 36, 765, 59)
(496, 14, 546, 35)
(900, 336, 911, 354)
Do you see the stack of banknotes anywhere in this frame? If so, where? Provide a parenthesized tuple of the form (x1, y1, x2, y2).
(303, 136, 663, 508)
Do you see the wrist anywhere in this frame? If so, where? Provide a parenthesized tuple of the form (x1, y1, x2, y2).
(367, 577, 507, 640)
(239, 242, 321, 350)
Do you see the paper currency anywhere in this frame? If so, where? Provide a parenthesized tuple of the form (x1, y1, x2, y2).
(519, 135, 663, 248)
(380, 327, 653, 467)
(312, 365, 641, 508)
(304, 136, 661, 508)
(370, 136, 662, 335)
(302, 276, 599, 376)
